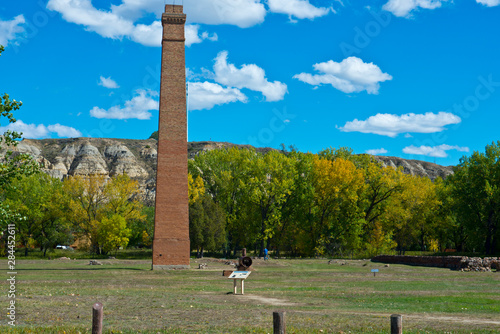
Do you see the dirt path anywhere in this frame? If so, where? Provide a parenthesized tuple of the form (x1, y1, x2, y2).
(320, 310, 500, 326)
(234, 294, 500, 326)
(236, 295, 297, 306)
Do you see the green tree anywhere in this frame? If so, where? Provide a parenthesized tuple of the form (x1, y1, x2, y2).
(149, 131, 158, 140)
(190, 147, 257, 256)
(0, 45, 39, 235)
(129, 206, 154, 248)
(448, 142, 500, 254)
(3, 173, 73, 256)
(245, 150, 296, 257)
(189, 193, 226, 258)
(272, 151, 315, 257)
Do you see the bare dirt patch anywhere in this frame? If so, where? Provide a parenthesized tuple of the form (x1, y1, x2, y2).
(236, 294, 297, 306)
(328, 310, 500, 326)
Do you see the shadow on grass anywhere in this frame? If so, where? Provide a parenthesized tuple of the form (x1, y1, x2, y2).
(19, 267, 149, 271)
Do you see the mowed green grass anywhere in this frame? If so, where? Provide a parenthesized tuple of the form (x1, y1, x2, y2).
(0, 257, 499, 333)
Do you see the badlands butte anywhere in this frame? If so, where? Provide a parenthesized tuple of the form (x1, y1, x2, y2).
(2, 137, 454, 203)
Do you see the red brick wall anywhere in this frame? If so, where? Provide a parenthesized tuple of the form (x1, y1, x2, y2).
(152, 5, 190, 269)
(372, 255, 463, 269)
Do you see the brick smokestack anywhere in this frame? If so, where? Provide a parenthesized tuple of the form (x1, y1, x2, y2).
(152, 4, 190, 270)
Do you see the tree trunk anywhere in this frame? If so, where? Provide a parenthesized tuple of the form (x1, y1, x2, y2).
(485, 211, 495, 255)
(420, 230, 425, 252)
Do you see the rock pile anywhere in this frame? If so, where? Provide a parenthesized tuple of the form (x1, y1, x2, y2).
(372, 255, 500, 272)
(459, 257, 500, 272)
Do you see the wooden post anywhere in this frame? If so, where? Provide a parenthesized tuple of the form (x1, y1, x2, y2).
(241, 279, 245, 295)
(273, 311, 286, 334)
(92, 302, 103, 334)
(233, 279, 238, 294)
(391, 314, 402, 334)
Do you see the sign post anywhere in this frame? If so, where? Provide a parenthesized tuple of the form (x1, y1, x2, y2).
(228, 271, 251, 295)
(371, 269, 379, 277)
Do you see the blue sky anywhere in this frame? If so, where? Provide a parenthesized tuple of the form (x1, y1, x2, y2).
(1, 0, 500, 166)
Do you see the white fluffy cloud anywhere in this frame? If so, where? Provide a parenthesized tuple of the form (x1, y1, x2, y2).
(294, 57, 392, 94)
(90, 89, 158, 120)
(267, 0, 332, 20)
(476, 0, 500, 6)
(185, 0, 266, 28)
(0, 120, 81, 139)
(46, 0, 264, 47)
(46, 0, 218, 47)
(366, 148, 388, 155)
(188, 82, 247, 111)
(98, 76, 120, 89)
(383, 0, 445, 17)
(0, 15, 25, 46)
(47, 124, 83, 138)
(403, 144, 469, 158)
(213, 51, 288, 102)
(339, 112, 461, 137)
(185, 25, 218, 47)
(102, 0, 267, 28)
(47, 0, 137, 38)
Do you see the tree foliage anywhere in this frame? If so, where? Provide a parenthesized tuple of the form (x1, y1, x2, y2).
(0, 44, 39, 250)
(63, 174, 144, 254)
(384, 174, 441, 253)
(3, 131, 500, 258)
(189, 193, 226, 258)
(448, 141, 500, 254)
(3, 173, 72, 256)
(309, 156, 366, 255)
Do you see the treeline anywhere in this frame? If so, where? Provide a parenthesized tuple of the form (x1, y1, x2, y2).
(1, 142, 499, 258)
(188, 143, 500, 257)
(0, 173, 151, 256)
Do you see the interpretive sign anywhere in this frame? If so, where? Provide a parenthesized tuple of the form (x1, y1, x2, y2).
(228, 271, 251, 295)
(228, 271, 251, 279)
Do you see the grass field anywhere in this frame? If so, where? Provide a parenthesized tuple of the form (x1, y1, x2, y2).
(0, 256, 499, 333)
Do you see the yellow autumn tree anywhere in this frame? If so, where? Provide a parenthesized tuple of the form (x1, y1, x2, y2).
(63, 174, 144, 254)
(97, 215, 131, 254)
(384, 174, 441, 253)
(360, 162, 405, 255)
(365, 221, 397, 257)
(310, 156, 366, 256)
(188, 174, 205, 205)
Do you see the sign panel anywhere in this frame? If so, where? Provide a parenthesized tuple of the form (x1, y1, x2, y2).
(371, 269, 379, 273)
(228, 271, 251, 279)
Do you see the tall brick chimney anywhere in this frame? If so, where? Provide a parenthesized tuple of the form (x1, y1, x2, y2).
(152, 4, 190, 270)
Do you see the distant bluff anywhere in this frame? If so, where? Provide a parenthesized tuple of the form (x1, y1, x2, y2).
(2, 137, 454, 202)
